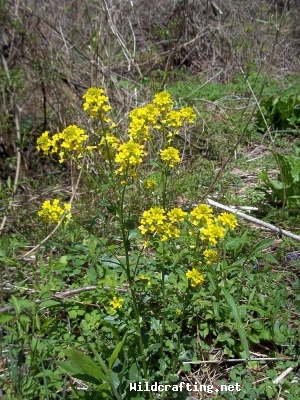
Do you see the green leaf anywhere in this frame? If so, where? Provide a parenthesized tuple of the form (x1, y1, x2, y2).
(110, 369, 120, 390)
(56, 360, 80, 376)
(0, 313, 14, 324)
(249, 334, 260, 343)
(101, 255, 123, 269)
(250, 238, 274, 255)
(221, 287, 250, 358)
(266, 384, 275, 398)
(150, 318, 162, 334)
(256, 252, 279, 264)
(238, 305, 265, 317)
(159, 358, 167, 373)
(10, 295, 22, 315)
(73, 373, 104, 386)
(124, 220, 136, 230)
(57, 361, 103, 385)
(273, 331, 287, 344)
(129, 362, 140, 381)
(39, 300, 63, 308)
(68, 310, 78, 319)
(89, 343, 109, 375)
(108, 333, 127, 370)
(259, 330, 271, 340)
(61, 348, 105, 382)
(165, 320, 179, 331)
(99, 202, 117, 215)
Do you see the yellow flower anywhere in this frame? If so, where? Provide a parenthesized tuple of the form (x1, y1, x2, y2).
(160, 147, 180, 167)
(138, 275, 151, 286)
(200, 222, 225, 246)
(115, 141, 146, 174)
(143, 179, 157, 189)
(98, 133, 120, 160)
(158, 222, 180, 242)
(203, 249, 218, 264)
(179, 107, 197, 123)
(186, 267, 205, 287)
(110, 296, 124, 310)
(100, 133, 120, 149)
(86, 145, 97, 152)
(36, 131, 52, 154)
(128, 104, 159, 142)
(139, 207, 186, 242)
(161, 107, 196, 131)
(153, 91, 173, 113)
(38, 199, 72, 224)
(140, 207, 167, 228)
(189, 204, 213, 226)
(162, 110, 184, 129)
(216, 212, 238, 230)
(167, 208, 187, 223)
(59, 126, 88, 150)
(37, 125, 88, 162)
(82, 87, 112, 119)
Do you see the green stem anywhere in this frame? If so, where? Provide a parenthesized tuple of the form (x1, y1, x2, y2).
(171, 288, 191, 375)
(121, 226, 153, 399)
(118, 167, 153, 399)
(160, 242, 166, 369)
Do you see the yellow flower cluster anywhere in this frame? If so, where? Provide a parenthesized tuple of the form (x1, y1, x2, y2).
(216, 212, 238, 230)
(189, 205, 238, 246)
(189, 204, 213, 226)
(143, 179, 157, 189)
(100, 133, 120, 149)
(160, 147, 180, 167)
(138, 275, 151, 286)
(186, 267, 205, 287)
(128, 104, 159, 142)
(127, 91, 196, 145)
(82, 87, 112, 121)
(110, 296, 124, 310)
(36, 131, 56, 155)
(139, 207, 187, 242)
(139, 204, 238, 249)
(200, 221, 225, 246)
(36, 125, 88, 163)
(98, 133, 121, 160)
(115, 141, 146, 174)
(153, 91, 173, 113)
(203, 249, 218, 265)
(36, 88, 196, 172)
(38, 199, 71, 224)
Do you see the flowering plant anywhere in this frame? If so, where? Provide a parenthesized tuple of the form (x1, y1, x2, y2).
(37, 88, 239, 399)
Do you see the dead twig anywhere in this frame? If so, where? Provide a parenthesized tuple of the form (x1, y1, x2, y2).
(0, 284, 129, 314)
(207, 198, 300, 241)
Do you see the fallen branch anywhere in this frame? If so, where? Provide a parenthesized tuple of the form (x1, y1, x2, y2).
(273, 367, 294, 384)
(0, 285, 128, 314)
(207, 198, 300, 242)
(183, 357, 293, 365)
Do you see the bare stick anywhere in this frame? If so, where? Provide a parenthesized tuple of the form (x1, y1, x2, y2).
(0, 55, 22, 233)
(273, 367, 294, 384)
(183, 357, 293, 365)
(207, 198, 300, 241)
(0, 284, 129, 314)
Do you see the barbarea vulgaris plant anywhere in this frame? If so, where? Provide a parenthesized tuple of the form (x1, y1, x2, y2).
(36, 87, 238, 399)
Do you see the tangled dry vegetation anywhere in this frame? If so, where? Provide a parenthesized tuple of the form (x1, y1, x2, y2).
(1, 0, 299, 176)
